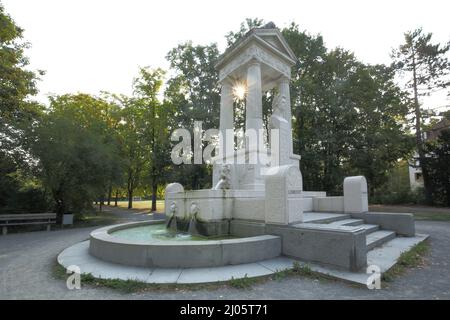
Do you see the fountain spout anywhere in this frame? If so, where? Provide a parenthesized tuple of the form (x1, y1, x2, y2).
(187, 202, 200, 236)
(166, 202, 178, 232)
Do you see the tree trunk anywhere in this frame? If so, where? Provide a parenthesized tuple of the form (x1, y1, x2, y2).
(99, 194, 104, 212)
(114, 190, 118, 207)
(107, 184, 112, 206)
(412, 51, 433, 204)
(53, 187, 65, 225)
(128, 189, 133, 209)
(127, 167, 135, 209)
(151, 181, 157, 212)
(55, 200, 65, 225)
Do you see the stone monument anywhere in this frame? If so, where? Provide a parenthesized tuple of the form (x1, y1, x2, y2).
(165, 23, 312, 235)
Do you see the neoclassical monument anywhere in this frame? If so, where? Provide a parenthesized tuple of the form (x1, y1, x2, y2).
(165, 23, 366, 232)
(163, 23, 423, 272)
(59, 24, 427, 285)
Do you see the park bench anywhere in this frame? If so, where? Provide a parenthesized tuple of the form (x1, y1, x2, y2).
(0, 213, 57, 235)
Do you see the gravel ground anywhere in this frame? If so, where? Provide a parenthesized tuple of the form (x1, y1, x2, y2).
(0, 208, 449, 300)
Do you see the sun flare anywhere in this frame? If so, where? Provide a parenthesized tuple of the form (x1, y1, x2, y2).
(232, 82, 247, 100)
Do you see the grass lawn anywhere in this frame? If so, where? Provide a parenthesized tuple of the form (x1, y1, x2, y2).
(115, 200, 165, 212)
(370, 204, 450, 222)
(71, 211, 120, 228)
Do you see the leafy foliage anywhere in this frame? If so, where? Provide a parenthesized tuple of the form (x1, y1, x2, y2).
(164, 42, 221, 189)
(392, 28, 450, 204)
(285, 24, 412, 194)
(0, 3, 46, 212)
(422, 130, 450, 206)
(30, 94, 124, 220)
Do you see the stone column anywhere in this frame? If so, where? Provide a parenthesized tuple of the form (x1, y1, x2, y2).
(245, 61, 263, 137)
(241, 61, 264, 190)
(219, 80, 234, 158)
(277, 77, 293, 157)
(213, 81, 234, 187)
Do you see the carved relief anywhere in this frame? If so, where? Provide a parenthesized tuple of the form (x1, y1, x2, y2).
(189, 202, 200, 218)
(271, 90, 289, 122)
(213, 164, 232, 190)
(169, 201, 178, 216)
(219, 45, 291, 81)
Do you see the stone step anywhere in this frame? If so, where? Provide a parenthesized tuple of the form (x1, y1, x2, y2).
(359, 224, 379, 234)
(329, 219, 364, 226)
(366, 230, 396, 251)
(303, 212, 351, 224)
(329, 219, 379, 234)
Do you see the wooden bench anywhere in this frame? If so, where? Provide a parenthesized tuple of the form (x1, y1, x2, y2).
(0, 213, 57, 235)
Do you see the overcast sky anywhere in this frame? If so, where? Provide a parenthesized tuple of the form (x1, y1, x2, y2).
(3, 0, 450, 111)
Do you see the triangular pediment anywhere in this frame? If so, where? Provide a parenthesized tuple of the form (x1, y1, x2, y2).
(216, 23, 298, 71)
(252, 29, 297, 62)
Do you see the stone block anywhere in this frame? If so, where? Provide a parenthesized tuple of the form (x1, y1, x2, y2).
(344, 176, 368, 213)
(266, 224, 367, 271)
(313, 196, 345, 212)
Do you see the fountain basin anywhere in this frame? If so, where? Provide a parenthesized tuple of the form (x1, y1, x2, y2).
(89, 220, 281, 268)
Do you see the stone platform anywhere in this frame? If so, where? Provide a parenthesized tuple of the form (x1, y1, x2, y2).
(58, 232, 428, 286)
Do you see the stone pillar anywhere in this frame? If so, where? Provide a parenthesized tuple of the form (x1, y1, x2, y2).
(278, 78, 292, 154)
(214, 81, 234, 187)
(242, 61, 264, 190)
(274, 78, 293, 165)
(245, 61, 263, 136)
(219, 81, 234, 158)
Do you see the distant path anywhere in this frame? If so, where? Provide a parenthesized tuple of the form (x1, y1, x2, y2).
(0, 207, 449, 299)
(101, 205, 155, 222)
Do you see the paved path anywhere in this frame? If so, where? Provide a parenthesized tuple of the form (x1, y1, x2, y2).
(1, 208, 449, 299)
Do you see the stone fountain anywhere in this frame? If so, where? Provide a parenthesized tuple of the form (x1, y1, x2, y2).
(58, 23, 426, 285)
(163, 23, 423, 272)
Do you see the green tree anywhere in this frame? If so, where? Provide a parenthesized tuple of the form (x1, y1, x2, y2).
(132, 67, 170, 211)
(164, 42, 220, 189)
(422, 129, 450, 206)
(284, 24, 412, 194)
(0, 3, 45, 212)
(31, 94, 123, 221)
(392, 28, 450, 203)
(116, 95, 149, 209)
(47, 93, 124, 206)
(0, 3, 43, 126)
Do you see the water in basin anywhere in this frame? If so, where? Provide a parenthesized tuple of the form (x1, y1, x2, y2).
(111, 224, 235, 242)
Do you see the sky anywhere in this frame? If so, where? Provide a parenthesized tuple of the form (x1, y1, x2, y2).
(3, 0, 450, 111)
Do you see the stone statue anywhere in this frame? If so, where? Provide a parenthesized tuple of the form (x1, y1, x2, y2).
(270, 90, 288, 122)
(270, 91, 291, 166)
(213, 165, 232, 190)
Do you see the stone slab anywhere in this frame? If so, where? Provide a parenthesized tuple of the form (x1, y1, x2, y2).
(257, 256, 296, 272)
(176, 263, 273, 284)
